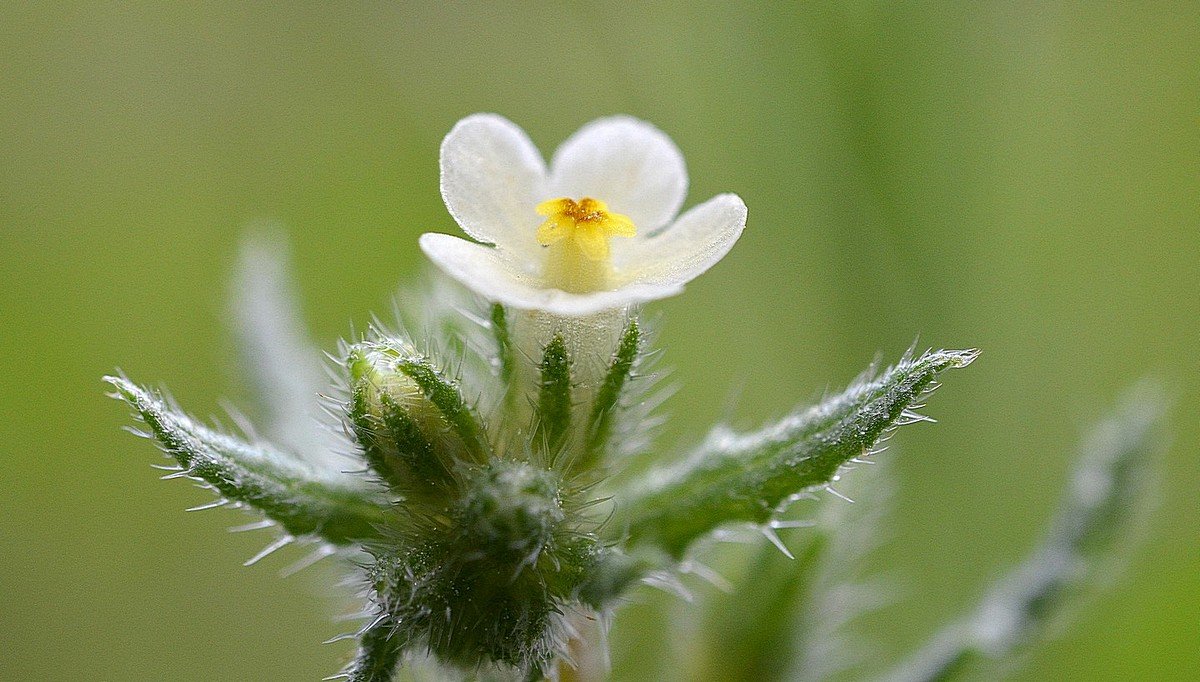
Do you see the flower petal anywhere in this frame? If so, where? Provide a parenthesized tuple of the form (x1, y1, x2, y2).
(440, 114, 547, 252)
(420, 233, 684, 316)
(620, 193, 747, 287)
(548, 116, 687, 234)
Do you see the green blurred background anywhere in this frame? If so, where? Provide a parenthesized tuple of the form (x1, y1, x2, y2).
(2, 2, 1196, 680)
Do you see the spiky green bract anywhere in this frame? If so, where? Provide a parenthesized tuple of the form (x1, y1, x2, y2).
(105, 376, 390, 545)
(536, 334, 572, 455)
(881, 384, 1166, 682)
(580, 318, 641, 473)
(364, 460, 600, 676)
(617, 349, 979, 558)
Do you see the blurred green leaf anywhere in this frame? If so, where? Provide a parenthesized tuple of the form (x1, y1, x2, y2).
(882, 383, 1167, 682)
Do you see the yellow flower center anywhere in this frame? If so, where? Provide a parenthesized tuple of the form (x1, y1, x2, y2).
(535, 197, 636, 293)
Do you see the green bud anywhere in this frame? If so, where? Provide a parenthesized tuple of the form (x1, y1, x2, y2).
(347, 341, 462, 499)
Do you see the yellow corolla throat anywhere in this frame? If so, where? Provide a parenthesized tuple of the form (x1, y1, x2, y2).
(535, 197, 636, 293)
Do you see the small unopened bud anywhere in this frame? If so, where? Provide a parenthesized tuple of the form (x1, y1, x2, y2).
(347, 341, 459, 498)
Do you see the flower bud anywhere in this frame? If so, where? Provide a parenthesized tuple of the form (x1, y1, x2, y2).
(346, 341, 459, 499)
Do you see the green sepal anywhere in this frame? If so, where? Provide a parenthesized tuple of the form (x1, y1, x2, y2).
(107, 376, 390, 546)
(395, 357, 489, 464)
(617, 349, 979, 558)
(491, 303, 514, 386)
(381, 394, 446, 488)
(580, 318, 640, 472)
(537, 333, 572, 457)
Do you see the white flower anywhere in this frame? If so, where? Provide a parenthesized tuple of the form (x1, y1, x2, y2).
(420, 114, 747, 317)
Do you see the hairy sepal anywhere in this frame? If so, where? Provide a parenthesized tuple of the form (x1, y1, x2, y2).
(536, 333, 573, 457)
(579, 318, 642, 473)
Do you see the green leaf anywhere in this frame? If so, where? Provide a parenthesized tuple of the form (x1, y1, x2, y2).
(881, 383, 1167, 682)
(617, 349, 978, 558)
(537, 333, 572, 456)
(107, 376, 391, 546)
(580, 318, 641, 472)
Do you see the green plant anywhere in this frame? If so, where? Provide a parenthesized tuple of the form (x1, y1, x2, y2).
(107, 115, 1164, 681)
